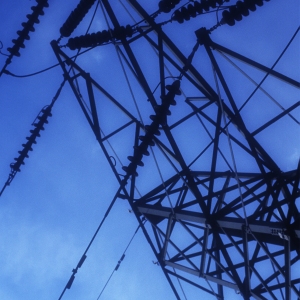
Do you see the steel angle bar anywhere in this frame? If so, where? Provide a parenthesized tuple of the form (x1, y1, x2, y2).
(164, 260, 200, 277)
(100, 120, 135, 142)
(169, 100, 213, 130)
(151, 222, 200, 272)
(162, 215, 174, 260)
(136, 204, 299, 245)
(157, 29, 166, 97)
(242, 226, 251, 300)
(207, 107, 222, 214)
(213, 233, 243, 291)
(187, 100, 261, 161)
(203, 42, 280, 174)
(285, 237, 291, 300)
(169, 240, 199, 263)
(208, 248, 284, 278)
(190, 170, 263, 179)
(128, 0, 219, 100)
(101, 0, 158, 109)
(252, 101, 300, 136)
(165, 269, 216, 296)
(51, 41, 137, 121)
(51, 41, 95, 134)
(136, 28, 208, 95)
(204, 274, 239, 291)
(86, 73, 101, 140)
(250, 266, 278, 300)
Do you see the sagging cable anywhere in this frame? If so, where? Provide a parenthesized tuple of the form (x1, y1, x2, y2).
(96, 224, 141, 299)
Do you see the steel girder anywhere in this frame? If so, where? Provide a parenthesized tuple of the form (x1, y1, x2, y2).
(52, 1, 300, 299)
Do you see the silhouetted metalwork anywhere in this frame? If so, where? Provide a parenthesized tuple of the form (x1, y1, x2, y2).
(172, 0, 226, 23)
(53, 0, 300, 299)
(0, 0, 49, 77)
(0, 105, 52, 197)
(11, 105, 52, 172)
(0, 79, 66, 197)
(158, 0, 181, 13)
(59, 0, 97, 37)
(66, 25, 133, 50)
(7, 0, 49, 57)
(221, 0, 270, 26)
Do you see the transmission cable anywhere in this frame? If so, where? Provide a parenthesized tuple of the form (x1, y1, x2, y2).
(1, 0, 101, 196)
(96, 5, 191, 298)
(2, 46, 95, 78)
(217, 50, 300, 125)
(0, 40, 9, 57)
(237, 25, 300, 113)
(190, 107, 234, 172)
(3, 0, 101, 80)
(99, 0, 146, 127)
(58, 184, 127, 300)
(96, 223, 142, 299)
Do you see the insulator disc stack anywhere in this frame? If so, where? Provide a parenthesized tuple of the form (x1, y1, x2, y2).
(7, 0, 49, 57)
(158, 0, 181, 13)
(60, 0, 97, 37)
(221, 0, 270, 26)
(172, 0, 225, 23)
(66, 25, 133, 50)
(122, 80, 181, 177)
(10, 106, 52, 172)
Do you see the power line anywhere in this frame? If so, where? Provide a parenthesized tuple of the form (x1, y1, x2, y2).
(2, 46, 95, 78)
(57, 185, 128, 300)
(237, 25, 300, 113)
(96, 223, 141, 299)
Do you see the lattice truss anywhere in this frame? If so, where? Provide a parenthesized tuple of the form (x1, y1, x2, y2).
(50, 0, 300, 299)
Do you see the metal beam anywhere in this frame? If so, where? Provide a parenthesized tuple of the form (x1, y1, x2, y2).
(136, 204, 300, 242)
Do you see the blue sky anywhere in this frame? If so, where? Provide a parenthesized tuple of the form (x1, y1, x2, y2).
(0, 1, 299, 300)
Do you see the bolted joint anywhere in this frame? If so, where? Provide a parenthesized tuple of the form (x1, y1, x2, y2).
(195, 27, 211, 45)
(165, 79, 181, 96)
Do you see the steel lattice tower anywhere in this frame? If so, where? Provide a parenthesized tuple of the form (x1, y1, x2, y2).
(50, 0, 299, 299)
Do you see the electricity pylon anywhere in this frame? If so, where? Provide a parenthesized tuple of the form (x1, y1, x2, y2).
(52, 0, 300, 299)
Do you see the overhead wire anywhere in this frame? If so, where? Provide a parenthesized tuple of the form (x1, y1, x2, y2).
(116, 0, 189, 202)
(237, 25, 300, 113)
(2, 46, 95, 78)
(3, 1, 103, 80)
(216, 50, 300, 125)
(96, 223, 142, 299)
(2, 0, 297, 299)
(190, 107, 235, 172)
(99, 0, 145, 126)
(1, 0, 102, 197)
(0, 40, 9, 57)
(67, 1, 144, 198)
(58, 184, 129, 300)
(100, 0, 179, 217)
(105, 1, 179, 213)
(57, 3, 153, 296)
(100, 2, 192, 297)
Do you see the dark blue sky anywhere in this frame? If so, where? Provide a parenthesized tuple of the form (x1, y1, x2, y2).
(0, 1, 299, 299)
